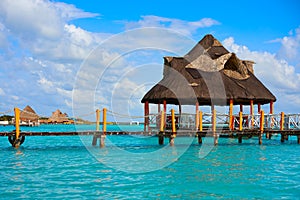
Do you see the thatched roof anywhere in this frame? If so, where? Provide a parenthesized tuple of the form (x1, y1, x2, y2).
(48, 109, 69, 123)
(20, 105, 39, 122)
(141, 34, 276, 105)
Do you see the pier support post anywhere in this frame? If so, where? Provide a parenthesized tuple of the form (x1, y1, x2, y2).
(281, 134, 285, 143)
(229, 99, 233, 130)
(144, 101, 149, 132)
(170, 109, 176, 146)
(212, 108, 218, 145)
(297, 135, 300, 144)
(259, 110, 264, 145)
(238, 134, 242, 143)
(93, 109, 101, 146)
(197, 111, 203, 144)
(197, 134, 202, 144)
(100, 135, 106, 148)
(10, 107, 22, 148)
(195, 102, 199, 130)
(158, 134, 164, 145)
(100, 108, 107, 148)
(158, 110, 165, 145)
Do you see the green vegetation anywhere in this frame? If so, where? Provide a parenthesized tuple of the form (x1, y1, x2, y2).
(0, 115, 13, 121)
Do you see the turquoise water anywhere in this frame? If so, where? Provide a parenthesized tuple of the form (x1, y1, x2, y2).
(0, 125, 299, 199)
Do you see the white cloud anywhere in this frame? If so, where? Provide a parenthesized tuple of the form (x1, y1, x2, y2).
(0, 88, 5, 96)
(223, 36, 300, 113)
(122, 15, 220, 36)
(269, 27, 300, 66)
(0, 0, 99, 41)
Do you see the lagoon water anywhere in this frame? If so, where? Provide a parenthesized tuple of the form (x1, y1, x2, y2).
(0, 125, 299, 199)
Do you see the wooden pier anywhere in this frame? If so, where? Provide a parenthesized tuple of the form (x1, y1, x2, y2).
(1, 107, 300, 147)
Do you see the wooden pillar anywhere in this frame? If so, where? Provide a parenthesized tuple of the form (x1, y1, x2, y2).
(280, 112, 284, 131)
(229, 99, 233, 130)
(280, 112, 285, 143)
(96, 109, 100, 131)
(195, 102, 199, 130)
(258, 103, 261, 113)
(169, 109, 176, 146)
(159, 110, 165, 145)
(259, 110, 264, 145)
(297, 135, 300, 144)
(163, 100, 167, 113)
(93, 109, 100, 146)
(212, 106, 218, 145)
(240, 104, 243, 112)
(270, 101, 274, 114)
(239, 111, 243, 131)
(250, 100, 254, 128)
(13, 107, 21, 148)
(198, 111, 203, 144)
(238, 135, 242, 143)
(144, 101, 149, 132)
(100, 108, 107, 147)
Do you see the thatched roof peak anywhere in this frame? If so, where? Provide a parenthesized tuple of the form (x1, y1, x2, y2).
(48, 109, 69, 123)
(141, 34, 276, 106)
(20, 105, 39, 121)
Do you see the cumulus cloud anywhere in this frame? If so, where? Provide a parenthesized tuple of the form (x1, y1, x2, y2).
(121, 15, 220, 36)
(223, 36, 300, 113)
(276, 27, 300, 66)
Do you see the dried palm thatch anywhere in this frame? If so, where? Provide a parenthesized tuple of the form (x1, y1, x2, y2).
(20, 105, 39, 122)
(48, 109, 69, 123)
(141, 34, 276, 105)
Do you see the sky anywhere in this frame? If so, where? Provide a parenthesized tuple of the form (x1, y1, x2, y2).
(0, 0, 299, 121)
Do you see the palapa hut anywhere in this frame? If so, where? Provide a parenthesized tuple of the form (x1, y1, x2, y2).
(20, 105, 39, 126)
(141, 34, 276, 129)
(48, 109, 70, 124)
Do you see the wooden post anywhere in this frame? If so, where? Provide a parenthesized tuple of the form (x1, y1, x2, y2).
(199, 111, 203, 132)
(159, 110, 165, 145)
(270, 101, 274, 114)
(170, 109, 176, 146)
(100, 108, 107, 147)
(163, 100, 167, 129)
(250, 100, 254, 128)
(238, 135, 242, 143)
(240, 104, 243, 112)
(258, 103, 261, 113)
(195, 102, 199, 130)
(14, 107, 20, 141)
(198, 111, 203, 144)
(229, 99, 233, 130)
(144, 101, 149, 132)
(212, 108, 218, 145)
(297, 135, 300, 144)
(280, 112, 284, 131)
(158, 103, 161, 113)
(280, 112, 285, 143)
(259, 110, 264, 145)
(13, 107, 21, 148)
(239, 111, 243, 131)
(160, 110, 165, 132)
(93, 109, 100, 146)
(96, 109, 100, 131)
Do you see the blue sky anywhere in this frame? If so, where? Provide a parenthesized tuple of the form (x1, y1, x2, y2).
(0, 0, 299, 120)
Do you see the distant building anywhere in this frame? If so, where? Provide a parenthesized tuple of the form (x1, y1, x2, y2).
(48, 109, 73, 124)
(19, 105, 39, 126)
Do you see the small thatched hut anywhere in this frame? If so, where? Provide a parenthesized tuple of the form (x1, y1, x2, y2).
(48, 109, 69, 124)
(141, 34, 276, 129)
(20, 105, 39, 125)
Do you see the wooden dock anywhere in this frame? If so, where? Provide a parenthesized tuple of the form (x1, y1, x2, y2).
(1, 107, 300, 147)
(1, 129, 300, 147)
